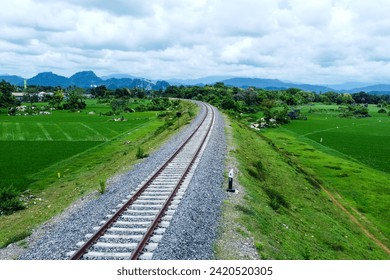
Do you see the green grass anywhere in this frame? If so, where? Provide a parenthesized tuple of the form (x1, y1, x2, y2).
(281, 104, 390, 173)
(0, 99, 198, 248)
(261, 104, 390, 244)
(0, 110, 155, 142)
(221, 118, 389, 259)
(0, 100, 156, 191)
(0, 141, 102, 190)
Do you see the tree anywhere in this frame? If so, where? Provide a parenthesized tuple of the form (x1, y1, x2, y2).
(133, 88, 146, 99)
(48, 90, 64, 109)
(0, 80, 18, 109)
(321, 94, 331, 104)
(342, 93, 354, 104)
(323, 91, 339, 103)
(261, 98, 276, 109)
(64, 88, 86, 110)
(24, 88, 39, 107)
(275, 106, 290, 124)
(113, 88, 133, 99)
(221, 96, 238, 110)
(110, 99, 128, 114)
(91, 85, 108, 98)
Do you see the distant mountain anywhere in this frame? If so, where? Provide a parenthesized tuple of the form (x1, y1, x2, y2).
(168, 76, 232, 86)
(327, 82, 375, 91)
(8, 71, 170, 90)
(0, 75, 25, 86)
(293, 83, 334, 93)
(221, 78, 333, 93)
(70, 71, 103, 88)
(153, 80, 170, 91)
(28, 72, 71, 87)
(349, 84, 390, 94)
(169, 76, 390, 93)
(103, 78, 169, 91)
(3, 71, 390, 94)
(101, 73, 139, 80)
(222, 77, 286, 88)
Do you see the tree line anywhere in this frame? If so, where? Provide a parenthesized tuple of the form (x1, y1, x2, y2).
(2, 80, 390, 118)
(161, 83, 390, 123)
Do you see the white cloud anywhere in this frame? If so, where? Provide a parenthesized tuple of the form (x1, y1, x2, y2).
(0, 0, 389, 83)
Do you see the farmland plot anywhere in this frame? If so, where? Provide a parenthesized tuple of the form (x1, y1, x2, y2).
(281, 105, 390, 173)
(0, 108, 155, 191)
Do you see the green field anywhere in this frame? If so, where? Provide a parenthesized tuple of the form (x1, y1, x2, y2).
(260, 104, 390, 257)
(0, 102, 156, 191)
(279, 105, 390, 173)
(0, 141, 101, 189)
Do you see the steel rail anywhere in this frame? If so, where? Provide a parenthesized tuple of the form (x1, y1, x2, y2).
(130, 105, 215, 259)
(70, 103, 212, 260)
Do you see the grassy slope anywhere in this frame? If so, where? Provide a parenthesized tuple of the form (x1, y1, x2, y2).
(227, 119, 389, 259)
(0, 101, 197, 248)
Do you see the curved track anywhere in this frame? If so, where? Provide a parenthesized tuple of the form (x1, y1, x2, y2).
(68, 103, 215, 260)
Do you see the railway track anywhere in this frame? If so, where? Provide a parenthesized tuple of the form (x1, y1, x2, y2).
(68, 103, 215, 260)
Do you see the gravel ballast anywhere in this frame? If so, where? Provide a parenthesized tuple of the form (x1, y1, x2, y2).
(19, 102, 226, 260)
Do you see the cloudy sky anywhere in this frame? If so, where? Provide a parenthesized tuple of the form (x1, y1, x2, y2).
(1, 0, 390, 84)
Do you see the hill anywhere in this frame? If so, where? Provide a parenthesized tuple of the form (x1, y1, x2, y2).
(0, 75, 25, 86)
(350, 84, 390, 95)
(169, 76, 390, 94)
(70, 71, 102, 88)
(28, 72, 71, 87)
(221, 78, 335, 93)
(167, 76, 232, 86)
(3, 71, 390, 94)
(2, 71, 169, 90)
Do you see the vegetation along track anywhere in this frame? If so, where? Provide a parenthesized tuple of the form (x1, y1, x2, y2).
(68, 103, 215, 260)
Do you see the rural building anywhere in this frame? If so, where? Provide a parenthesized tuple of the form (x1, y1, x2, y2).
(11, 92, 25, 101)
(12, 91, 53, 101)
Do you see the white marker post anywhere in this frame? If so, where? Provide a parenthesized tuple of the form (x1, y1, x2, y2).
(227, 169, 236, 192)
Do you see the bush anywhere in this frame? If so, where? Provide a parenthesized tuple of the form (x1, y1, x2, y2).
(136, 146, 148, 159)
(378, 108, 387, 114)
(187, 110, 195, 117)
(0, 187, 25, 215)
(98, 180, 106, 194)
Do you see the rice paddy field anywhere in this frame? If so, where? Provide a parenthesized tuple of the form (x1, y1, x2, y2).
(0, 101, 156, 191)
(278, 104, 390, 173)
(262, 104, 390, 255)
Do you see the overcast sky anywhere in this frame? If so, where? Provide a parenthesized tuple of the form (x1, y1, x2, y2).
(1, 0, 390, 84)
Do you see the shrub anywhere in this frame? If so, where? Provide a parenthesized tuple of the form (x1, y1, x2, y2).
(136, 146, 148, 159)
(187, 110, 195, 117)
(0, 187, 25, 215)
(378, 108, 387, 114)
(98, 180, 106, 194)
